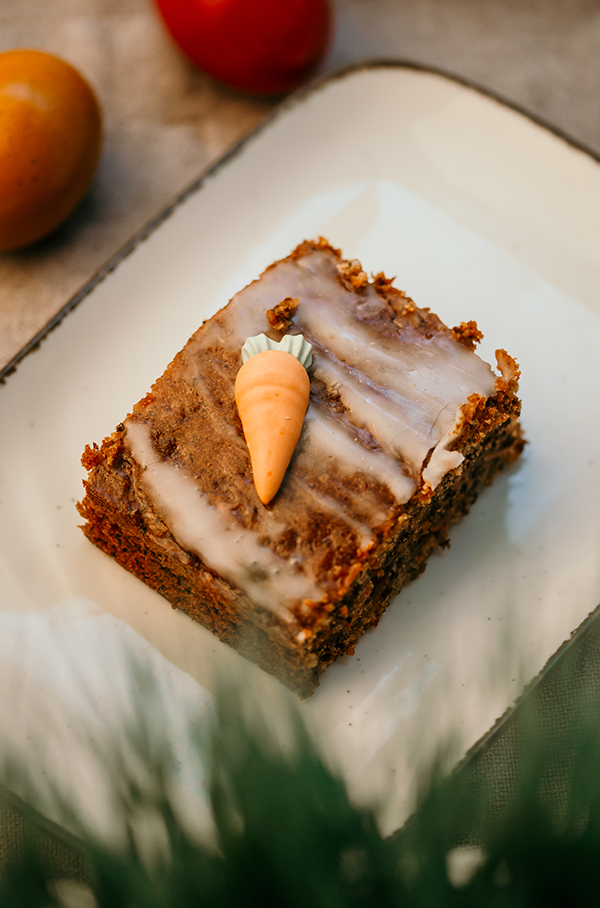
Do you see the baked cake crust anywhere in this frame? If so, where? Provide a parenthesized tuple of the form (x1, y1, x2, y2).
(78, 239, 524, 697)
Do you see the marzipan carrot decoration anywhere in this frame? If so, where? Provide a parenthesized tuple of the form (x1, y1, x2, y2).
(235, 333, 313, 505)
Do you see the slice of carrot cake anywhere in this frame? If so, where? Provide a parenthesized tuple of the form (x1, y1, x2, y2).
(77, 239, 524, 697)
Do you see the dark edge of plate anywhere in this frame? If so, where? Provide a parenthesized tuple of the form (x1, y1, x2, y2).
(0, 782, 88, 879)
(460, 598, 600, 764)
(1, 57, 599, 387)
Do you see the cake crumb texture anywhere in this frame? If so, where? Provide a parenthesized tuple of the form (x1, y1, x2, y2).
(78, 239, 524, 697)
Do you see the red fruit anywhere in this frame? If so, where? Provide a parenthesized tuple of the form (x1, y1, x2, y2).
(155, 0, 331, 95)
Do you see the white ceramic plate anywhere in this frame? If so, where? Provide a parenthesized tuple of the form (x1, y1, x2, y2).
(1, 64, 600, 838)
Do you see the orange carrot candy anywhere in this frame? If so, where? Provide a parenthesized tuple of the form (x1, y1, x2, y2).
(235, 333, 313, 505)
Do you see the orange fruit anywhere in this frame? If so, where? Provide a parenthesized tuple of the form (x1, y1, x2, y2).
(0, 49, 102, 251)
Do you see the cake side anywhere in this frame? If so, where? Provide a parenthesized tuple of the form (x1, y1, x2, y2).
(77, 239, 524, 697)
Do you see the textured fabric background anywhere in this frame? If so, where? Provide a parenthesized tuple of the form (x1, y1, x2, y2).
(1, 0, 600, 374)
(1, 0, 600, 891)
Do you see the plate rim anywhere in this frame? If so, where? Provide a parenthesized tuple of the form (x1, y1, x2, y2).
(2, 57, 599, 387)
(3, 56, 600, 835)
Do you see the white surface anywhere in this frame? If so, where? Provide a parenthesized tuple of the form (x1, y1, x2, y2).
(1, 65, 600, 837)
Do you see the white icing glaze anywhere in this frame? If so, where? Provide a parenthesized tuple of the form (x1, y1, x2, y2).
(193, 252, 495, 502)
(302, 404, 416, 505)
(127, 248, 504, 615)
(189, 249, 497, 497)
(287, 461, 378, 552)
(310, 355, 429, 472)
(422, 405, 466, 489)
(184, 251, 495, 503)
(292, 259, 495, 473)
(125, 420, 325, 619)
